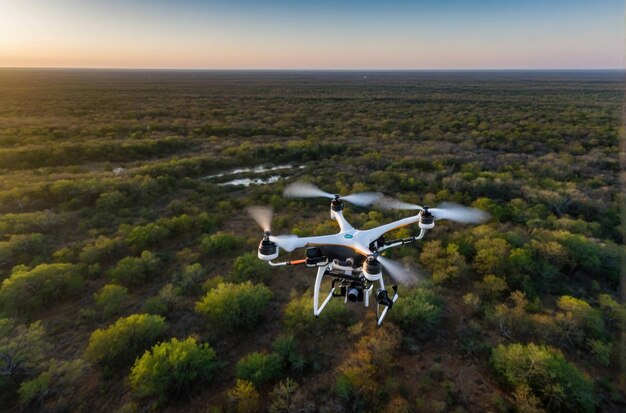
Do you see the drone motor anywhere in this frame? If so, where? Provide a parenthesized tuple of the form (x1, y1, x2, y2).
(419, 207, 435, 229)
(362, 255, 382, 281)
(257, 232, 279, 261)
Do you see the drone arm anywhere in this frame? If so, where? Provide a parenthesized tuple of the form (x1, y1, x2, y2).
(377, 228, 428, 252)
(268, 259, 306, 267)
(363, 214, 422, 242)
(330, 209, 354, 232)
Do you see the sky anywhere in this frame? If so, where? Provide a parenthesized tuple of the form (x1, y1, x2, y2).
(0, 0, 623, 69)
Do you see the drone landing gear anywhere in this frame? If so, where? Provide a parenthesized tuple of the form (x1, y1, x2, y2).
(312, 265, 399, 325)
(376, 285, 399, 326)
(313, 265, 333, 317)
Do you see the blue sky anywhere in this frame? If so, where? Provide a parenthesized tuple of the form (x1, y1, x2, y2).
(0, 0, 622, 69)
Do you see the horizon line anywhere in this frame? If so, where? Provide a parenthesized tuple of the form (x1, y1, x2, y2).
(1, 66, 624, 72)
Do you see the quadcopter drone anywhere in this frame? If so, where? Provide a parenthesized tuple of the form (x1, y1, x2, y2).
(248, 182, 489, 326)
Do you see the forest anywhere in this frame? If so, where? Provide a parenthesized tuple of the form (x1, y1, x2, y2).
(0, 68, 623, 412)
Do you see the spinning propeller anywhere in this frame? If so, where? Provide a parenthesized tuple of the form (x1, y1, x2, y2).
(377, 198, 490, 224)
(376, 255, 420, 286)
(284, 182, 383, 207)
(246, 206, 300, 252)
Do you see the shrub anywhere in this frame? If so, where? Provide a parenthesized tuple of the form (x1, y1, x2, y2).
(94, 284, 129, 319)
(419, 241, 467, 284)
(129, 337, 217, 404)
(236, 352, 282, 386)
(201, 232, 243, 255)
(336, 326, 401, 410)
(230, 252, 271, 283)
(110, 251, 160, 287)
(142, 296, 169, 316)
(0, 211, 60, 237)
(142, 284, 180, 315)
(588, 339, 612, 366)
(597, 293, 625, 327)
(195, 281, 272, 330)
(18, 358, 90, 407)
(491, 291, 558, 343)
(0, 233, 47, 270)
(0, 318, 51, 388)
(463, 292, 481, 314)
(388, 286, 443, 338)
(125, 223, 169, 251)
(283, 290, 352, 335)
(272, 334, 305, 372)
(555, 295, 606, 345)
(269, 378, 312, 413)
(474, 274, 508, 300)
(95, 190, 129, 211)
(228, 379, 260, 413)
(472, 237, 511, 276)
(84, 314, 167, 368)
(0, 263, 83, 314)
(78, 236, 124, 264)
(491, 343, 595, 412)
(173, 263, 205, 294)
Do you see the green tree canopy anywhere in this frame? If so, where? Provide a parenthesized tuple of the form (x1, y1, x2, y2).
(129, 337, 217, 404)
(0, 263, 82, 314)
(195, 281, 272, 330)
(491, 343, 595, 413)
(84, 313, 167, 368)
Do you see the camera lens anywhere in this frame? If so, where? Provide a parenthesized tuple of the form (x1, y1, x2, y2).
(347, 286, 359, 302)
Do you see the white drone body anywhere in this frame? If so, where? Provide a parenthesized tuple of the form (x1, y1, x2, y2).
(249, 182, 489, 326)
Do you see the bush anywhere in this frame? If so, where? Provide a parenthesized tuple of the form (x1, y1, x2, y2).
(235, 352, 282, 386)
(18, 358, 90, 407)
(84, 314, 167, 368)
(78, 236, 124, 264)
(228, 379, 260, 413)
(588, 339, 612, 366)
(472, 237, 511, 276)
(491, 343, 595, 412)
(0, 233, 47, 270)
(388, 286, 443, 338)
(201, 232, 243, 255)
(272, 334, 305, 372)
(230, 252, 272, 283)
(555, 295, 606, 345)
(419, 241, 467, 284)
(0, 318, 51, 389)
(129, 337, 217, 404)
(597, 293, 625, 327)
(142, 284, 180, 315)
(94, 284, 129, 319)
(336, 326, 401, 410)
(142, 296, 169, 316)
(125, 223, 169, 252)
(110, 251, 160, 287)
(283, 290, 352, 335)
(269, 378, 312, 413)
(474, 274, 508, 300)
(195, 281, 272, 330)
(0, 263, 83, 314)
(173, 263, 205, 294)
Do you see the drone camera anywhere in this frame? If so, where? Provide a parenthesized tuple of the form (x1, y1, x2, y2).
(347, 283, 364, 302)
(257, 237, 278, 261)
(376, 288, 394, 308)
